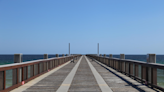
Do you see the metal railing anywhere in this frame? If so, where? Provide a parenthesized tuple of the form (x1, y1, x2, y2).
(86, 54, 164, 91)
(0, 55, 81, 92)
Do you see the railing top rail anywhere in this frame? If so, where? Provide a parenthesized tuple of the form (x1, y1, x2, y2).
(0, 55, 79, 71)
(88, 55, 164, 69)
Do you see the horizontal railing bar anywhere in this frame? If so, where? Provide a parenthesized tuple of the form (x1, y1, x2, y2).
(96, 55, 164, 69)
(0, 55, 77, 71)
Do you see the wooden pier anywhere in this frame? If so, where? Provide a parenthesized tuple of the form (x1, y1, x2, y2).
(0, 54, 163, 92)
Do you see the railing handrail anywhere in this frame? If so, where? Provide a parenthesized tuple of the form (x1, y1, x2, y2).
(91, 55, 164, 69)
(0, 55, 77, 71)
(0, 54, 81, 92)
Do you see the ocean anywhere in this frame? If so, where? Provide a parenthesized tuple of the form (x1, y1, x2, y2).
(0, 55, 164, 88)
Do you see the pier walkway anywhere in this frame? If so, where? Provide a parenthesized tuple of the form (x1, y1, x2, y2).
(11, 56, 157, 92)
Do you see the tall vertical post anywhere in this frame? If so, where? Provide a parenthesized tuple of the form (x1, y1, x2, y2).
(56, 54, 59, 57)
(120, 54, 125, 73)
(147, 54, 157, 85)
(44, 54, 48, 59)
(69, 43, 70, 56)
(120, 54, 125, 59)
(44, 54, 48, 71)
(97, 43, 99, 56)
(14, 54, 22, 83)
(147, 54, 156, 63)
(14, 54, 22, 63)
(109, 54, 113, 58)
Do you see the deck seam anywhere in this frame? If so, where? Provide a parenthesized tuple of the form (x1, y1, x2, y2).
(56, 56, 83, 92)
(85, 56, 113, 92)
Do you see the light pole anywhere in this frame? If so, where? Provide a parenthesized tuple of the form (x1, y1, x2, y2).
(69, 43, 70, 56)
(97, 43, 99, 56)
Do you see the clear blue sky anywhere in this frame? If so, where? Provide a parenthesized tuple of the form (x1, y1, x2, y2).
(0, 0, 164, 54)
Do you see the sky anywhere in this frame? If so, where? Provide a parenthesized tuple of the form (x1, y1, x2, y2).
(0, 0, 164, 54)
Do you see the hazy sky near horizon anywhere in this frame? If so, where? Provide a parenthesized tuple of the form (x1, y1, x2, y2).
(0, 0, 164, 54)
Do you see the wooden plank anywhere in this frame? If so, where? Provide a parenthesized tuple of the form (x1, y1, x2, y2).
(135, 64, 138, 77)
(24, 67, 27, 80)
(13, 69, 17, 85)
(22, 67, 24, 81)
(30, 65, 33, 78)
(151, 68, 157, 85)
(17, 68, 19, 83)
(3, 71, 6, 90)
(0, 71, 4, 90)
(141, 66, 147, 82)
(130, 63, 133, 76)
(26, 66, 28, 80)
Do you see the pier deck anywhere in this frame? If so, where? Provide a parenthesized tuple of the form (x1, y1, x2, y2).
(11, 56, 157, 92)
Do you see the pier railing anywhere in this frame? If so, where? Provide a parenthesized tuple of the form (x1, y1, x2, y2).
(0, 55, 81, 92)
(87, 54, 164, 91)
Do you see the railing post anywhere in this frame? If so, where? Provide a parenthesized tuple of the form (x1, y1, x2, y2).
(135, 64, 138, 77)
(141, 65, 146, 83)
(112, 59, 114, 68)
(33, 65, 35, 76)
(66, 54, 68, 62)
(55, 54, 58, 67)
(44, 54, 48, 59)
(109, 54, 113, 58)
(13, 54, 22, 84)
(109, 54, 112, 67)
(120, 54, 125, 73)
(104, 54, 106, 64)
(109, 54, 112, 66)
(120, 54, 125, 59)
(0, 71, 3, 90)
(30, 65, 34, 77)
(0, 71, 5, 91)
(44, 54, 48, 71)
(62, 54, 65, 63)
(147, 54, 157, 85)
(129, 63, 133, 77)
(56, 54, 59, 57)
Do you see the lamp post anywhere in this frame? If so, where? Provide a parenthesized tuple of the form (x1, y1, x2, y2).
(97, 43, 99, 56)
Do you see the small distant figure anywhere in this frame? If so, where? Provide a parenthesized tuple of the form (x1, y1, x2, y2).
(71, 57, 75, 63)
(90, 57, 94, 61)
